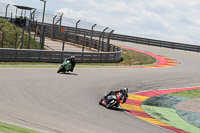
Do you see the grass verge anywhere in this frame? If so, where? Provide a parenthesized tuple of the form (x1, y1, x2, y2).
(0, 121, 40, 133)
(167, 88, 200, 98)
(0, 18, 40, 49)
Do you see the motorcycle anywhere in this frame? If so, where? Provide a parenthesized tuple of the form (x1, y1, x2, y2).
(57, 60, 73, 73)
(99, 92, 124, 109)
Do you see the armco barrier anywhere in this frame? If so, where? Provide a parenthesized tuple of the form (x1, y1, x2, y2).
(0, 48, 122, 63)
(111, 34, 200, 52)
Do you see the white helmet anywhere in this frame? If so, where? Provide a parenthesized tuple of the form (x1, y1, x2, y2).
(123, 88, 128, 93)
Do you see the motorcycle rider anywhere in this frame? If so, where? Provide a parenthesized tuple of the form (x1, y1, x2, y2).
(64, 55, 76, 72)
(99, 88, 129, 105)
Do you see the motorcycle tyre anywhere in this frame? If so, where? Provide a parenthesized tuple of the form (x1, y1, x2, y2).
(115, 103, 120, 108)
(57, 67, 65, 73)
(106, 101, 117, 109)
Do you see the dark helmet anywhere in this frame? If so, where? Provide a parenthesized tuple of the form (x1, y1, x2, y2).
(70, 55, 75, 61)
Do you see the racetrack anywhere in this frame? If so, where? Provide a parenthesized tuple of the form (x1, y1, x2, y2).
(0, 41, 200, 133)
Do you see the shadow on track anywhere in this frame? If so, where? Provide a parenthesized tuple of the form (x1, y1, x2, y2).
(99, 106, 129, 112)
(109, 108, 125, 112)
(59, 73, 78, 76)
(110, 108, 131, 113)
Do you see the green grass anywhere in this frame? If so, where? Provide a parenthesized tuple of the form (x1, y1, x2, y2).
(121, 48, 156, 65)
(0, 121, 41, 133)
(0, 18, 40, 49)
(168, 88, 200, 98)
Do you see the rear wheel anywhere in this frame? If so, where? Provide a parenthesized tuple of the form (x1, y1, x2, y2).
(106, 104, 110, 109)
(115, 103, 120, 108)
(106, 101, 116, 109)
(106, 103, 113, 109)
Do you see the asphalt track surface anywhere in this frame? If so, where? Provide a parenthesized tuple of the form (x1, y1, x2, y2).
(0, 41, 200, 133)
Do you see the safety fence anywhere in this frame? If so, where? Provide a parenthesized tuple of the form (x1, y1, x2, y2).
(1, 1, 200, 53)
(0, 17, 121, 63)
(111, 34, 200, 52)
(1, 1, 200, 64)
(43, 24, 118, 52)
(0, 48, 122, 63)
(0, 2, 122, 63)
(0, 2, 115, 51)
(34, 20, 200, 53)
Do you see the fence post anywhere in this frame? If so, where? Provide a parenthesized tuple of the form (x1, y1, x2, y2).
(51, 15, 57, 40)
(15, 32, 17, 49)
(74, 20, 80, 45)
(62, 31, 66, 51)
(59, 13, 63, 29)
(94, 40, 97, 49)
(20, 25, 25, 49)
(98, 34, 102, 52)
(82, 33, 86, 52)
(101, 42, 105, 52)
(106, 30, 114, 52)
(15, 8, 17, 18)
(66, 30, 68, 42)
(28, 19, 31, 49)
(113, 45, 115, 52)
(101, 27, 108, 52)
(90, 24, 96, 50)
(30, 9, 36, 21)
(40, 25, 46, 50)
(101, 38, 104, 52)
(5, 4, 9, 18)
(34, 20, 37, 40)
(1, 32, 4, 48)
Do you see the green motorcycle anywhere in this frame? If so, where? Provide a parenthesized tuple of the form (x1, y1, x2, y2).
(57, 60, 72, 73)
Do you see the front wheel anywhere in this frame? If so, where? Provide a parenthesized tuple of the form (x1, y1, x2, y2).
(57, 67, 65, 73)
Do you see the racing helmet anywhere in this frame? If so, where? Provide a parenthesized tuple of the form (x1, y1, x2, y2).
(70, 55, 76, 61)
(123, 88, 128, 93)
